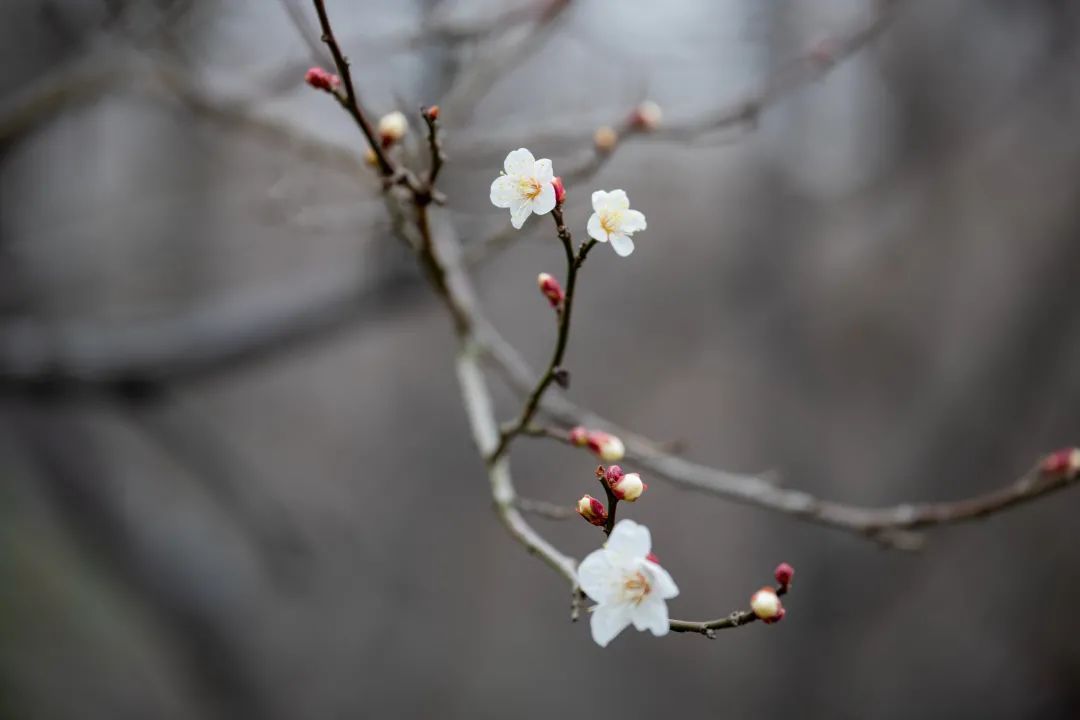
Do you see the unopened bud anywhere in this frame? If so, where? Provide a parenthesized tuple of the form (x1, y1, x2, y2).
(604, 465, 624, 483)
(537, 272, 565, 309)
(363, 147, 379, 167)
(587, 431, 625, 462)
(577, 494, 608, 526)
(630, 100, 662, 131)
(568, 426, 589, 446)
(305, 67, 339, 91)
(750, 587, 782, 621)
(378, 111, 409, 146)
(774, 562, 794, 588)
(594, 125, 618, 153)
(551, 176, 566, 205)
(610, 472, 646, 502)
(1040, 448, 1080, 477)
(423, 105, 440, 121)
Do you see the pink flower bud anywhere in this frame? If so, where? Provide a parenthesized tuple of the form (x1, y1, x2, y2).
(305, 67, 339, 91)
(423, 105, 440, 121)
(568, 426, 589, 446)
(610, 472, 646, 502)
(537, 272, 565, 309)
(630, 100, 662, 131)
(774, 562, 794, 588)
(551, 176, 566, 205)
(577, 494, 608, 526)
(1040, 448, 1080, 476)
(604, 465, 624, 483)
(750, 587, 782, 621)
(587, 432, 625, 462)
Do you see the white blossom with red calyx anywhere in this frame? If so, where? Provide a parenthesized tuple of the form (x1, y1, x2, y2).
(587, 190, 647, 257)
(489, 148, 557, 229)
(577, 520, 679, 647)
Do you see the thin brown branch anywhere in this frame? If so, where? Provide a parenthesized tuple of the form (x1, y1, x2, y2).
(488, 208, 597, 463)
(670, 585, 790, 639)
(310, 0, 411, 186)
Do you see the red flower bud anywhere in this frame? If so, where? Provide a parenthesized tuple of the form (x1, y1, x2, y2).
(577, 494, 608, 526)
(537, 272, 565, 309)
(604, 465, 624, 483)
(568, 426, 589, 446)
(551, 176, 566, 205)
(304, 67, 339, 92)
(629, 100, 662, 131)
(423, 105, 440, 121)
(774, 562, 794, 588)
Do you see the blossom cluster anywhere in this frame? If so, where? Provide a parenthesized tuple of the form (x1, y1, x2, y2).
(489, 148, 647, 254)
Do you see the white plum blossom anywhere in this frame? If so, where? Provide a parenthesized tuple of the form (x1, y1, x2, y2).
(490, 148, 557, 229)
(576, 519, 679, 647)
(587, 189, 647, 257)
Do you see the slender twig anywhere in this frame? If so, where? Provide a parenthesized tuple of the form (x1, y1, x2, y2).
(488, 208, 597, 463)
(310, 0, 413, 187)
(670, 585, 790, 638)
(515, 496, 577, 520)
(420, 106, 446, 191)
(597, 465, 619, 536)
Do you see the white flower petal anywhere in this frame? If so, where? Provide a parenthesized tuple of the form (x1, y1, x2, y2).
(605, 519, 651, 558)
(631, 596, 670, 637)
(610, 233, 635, 257)
(532, 181, 556, 216)
(591, 603, 634, 647)
(644, 560, 680, 600)
(621, 209, 647, 233)
(510, 198, 532, 229)
(590, 190, 610, 212)
(504, 148, 535, 177)
(587, 213, 607, 242)
(577, 549, 621, 604)
(490, 175, 517, 208)
(607, 189, 630, 210)
(533, 158, 554, 183)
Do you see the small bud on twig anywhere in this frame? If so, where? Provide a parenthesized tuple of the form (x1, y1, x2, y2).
(551, 176, 566, 205)
(553, 368, 570, 388)
(630, 100, 663, 131)
(587, 431, 625, 462)
(577, 494, 608, 526)
(304, 67, 340, 92)
(378, 111, 409, 147)
(610, 472, 647, 502)
(593, 125, 618, 153)
(568, 426, 589, 446)
(750, 587, 783, 622)
(422, 105, 440, 121)
(604, 465, 624, 484)
(774, 562, 794, 589)
(537, 272, 565, 309)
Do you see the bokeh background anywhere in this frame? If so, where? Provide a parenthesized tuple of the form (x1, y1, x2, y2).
(3, 0, 1080, 718)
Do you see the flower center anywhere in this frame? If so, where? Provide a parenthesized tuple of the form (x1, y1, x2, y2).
(600, 209, 622, 235)
(622, 571, 651, 605)
(518, 177, 543, 200)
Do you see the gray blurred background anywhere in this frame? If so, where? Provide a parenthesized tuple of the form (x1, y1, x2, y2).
(3, 0, 1080, 718)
